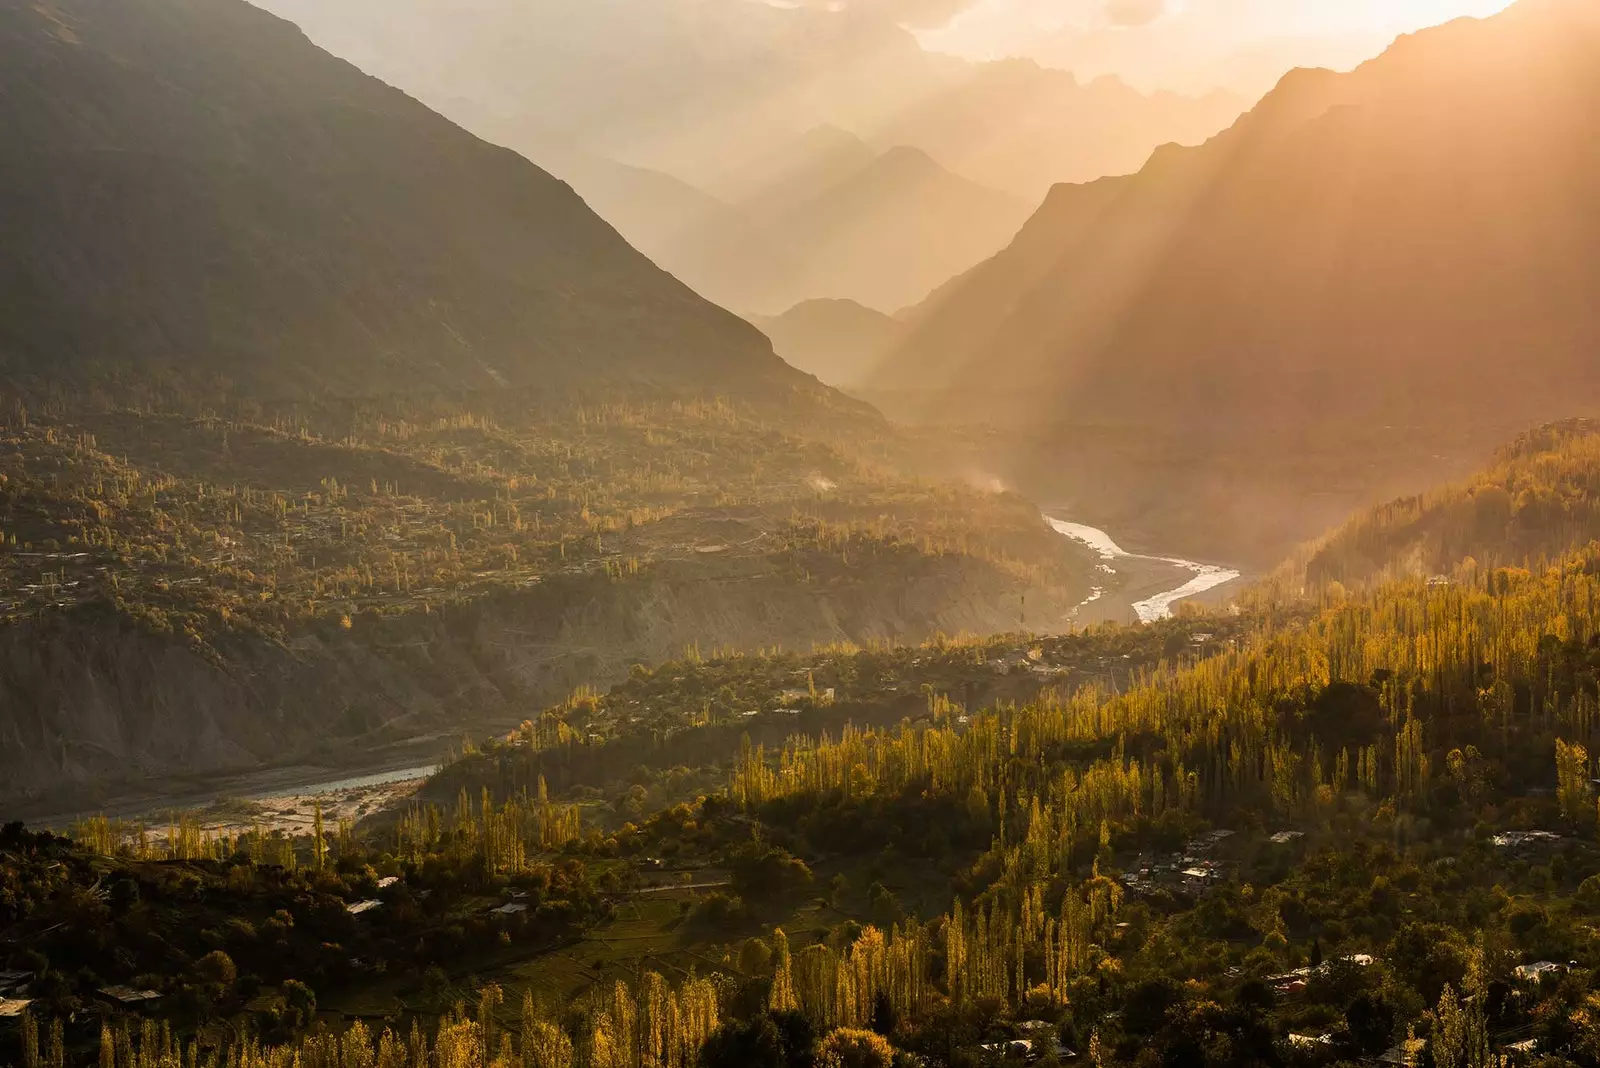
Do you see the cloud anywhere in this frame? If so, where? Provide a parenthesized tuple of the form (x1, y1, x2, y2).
(1104, 0, 1168, 27)
(924, 0, 1515, 95)
(790, 0, 978, 29)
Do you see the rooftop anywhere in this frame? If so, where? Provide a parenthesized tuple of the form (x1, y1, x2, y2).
(99, 986, 162, 1004)
(0, 998, 34, 1018)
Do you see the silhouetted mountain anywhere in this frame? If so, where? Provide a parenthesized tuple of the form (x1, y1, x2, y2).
(870, 0, 1600, 431)
(752, 300, 906, 387)
(0, 0, 800, 398)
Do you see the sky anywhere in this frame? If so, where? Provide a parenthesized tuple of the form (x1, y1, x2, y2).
(904, 0, 1520, 95)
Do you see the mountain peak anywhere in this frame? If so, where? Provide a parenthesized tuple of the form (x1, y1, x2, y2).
(874, 144, 942, 173)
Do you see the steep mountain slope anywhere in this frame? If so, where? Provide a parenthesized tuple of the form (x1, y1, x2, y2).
(1299, 419, 1600, 589)
(531, 147, 799, 316)
(0, 0, 798, 399)
(751, 300, 906, 388)
(872, 0, 1600, 430)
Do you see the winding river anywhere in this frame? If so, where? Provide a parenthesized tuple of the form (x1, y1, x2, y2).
(1047, 517, 1242, 623)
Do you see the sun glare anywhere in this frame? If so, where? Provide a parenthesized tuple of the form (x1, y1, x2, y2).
(920, 0, 1521, 95)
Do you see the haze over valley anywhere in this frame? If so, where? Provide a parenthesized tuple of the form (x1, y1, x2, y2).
(6, 2, 1600, 1067)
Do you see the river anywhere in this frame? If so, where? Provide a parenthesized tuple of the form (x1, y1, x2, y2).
(1047, 517, 1242, 623)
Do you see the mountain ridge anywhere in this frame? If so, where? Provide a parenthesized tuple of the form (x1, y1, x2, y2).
(869, 0, 1600, 430)
(0, 0, 804, 401)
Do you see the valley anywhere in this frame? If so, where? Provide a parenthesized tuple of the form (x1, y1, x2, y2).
(1045, 517, 1244, 626)
(9, 1, 1600, 1067)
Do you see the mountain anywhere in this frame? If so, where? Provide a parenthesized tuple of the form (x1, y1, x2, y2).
(0, 0, 1114, 808)
(545, 130, 1030, 316)
(877, 61, 1245, 200)
(253, 0, 1244, 312)
(755, 144, 1032, 315)
(1297, 418, 1600, 590)
(530, 147, 799, 316)
(256, 0, 1243, 203)
(870, 0, 1600, 431)
(751, 300, 906, 388)
(0, 0, 800, 399)
(729, 125, 883, 214)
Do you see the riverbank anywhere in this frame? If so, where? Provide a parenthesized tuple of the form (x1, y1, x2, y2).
(16, 751, 445, 831)
(1047, 516, 1244, 626)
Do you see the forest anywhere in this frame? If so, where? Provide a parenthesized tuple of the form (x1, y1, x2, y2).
(10, 422, 1600, 1066)
(0, 384, 1099, 809)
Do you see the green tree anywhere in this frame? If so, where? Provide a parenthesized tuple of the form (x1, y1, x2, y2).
(817, 1028, 895, 1068)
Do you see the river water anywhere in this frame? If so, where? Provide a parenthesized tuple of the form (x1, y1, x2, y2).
(1047, 517, 1242, 623)
(249, 764, 440, 800)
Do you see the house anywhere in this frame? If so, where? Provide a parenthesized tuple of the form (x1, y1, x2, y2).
(1269, 831, 1305, 845)
(1180, 859, 1227, 893)
(0, 998, 33, 1019)
(1503, 1038, 1539, 1058)
(978, 1036, 1075, 1061)
(1269, 954, 1377, 995)
(1492, 831, 1563, 850)
(347, 899, 382, 916)
(980, 1039, 1034, 1058)
(1288, 1033, 1334, 1048)
(100, 986, 163, 1005)
(1513, 961, 1566, 982)
(376, 876, 399, 890)
(491, 902, 528, 916)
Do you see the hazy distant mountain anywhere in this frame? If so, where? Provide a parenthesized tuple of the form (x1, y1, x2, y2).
(256, 0, 1246, 306)
(879, 60, 1245, 199)
(0, 0, 800, 398)
(731, 126, 884, 214)
(751, 141, 1033, 315)
(255, 0, 945, 195)
(752, 300, 907, 387)
(546, 130, 1030, 316)
(870, 0, 1600, 432)
(533, 147, 801, 316)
